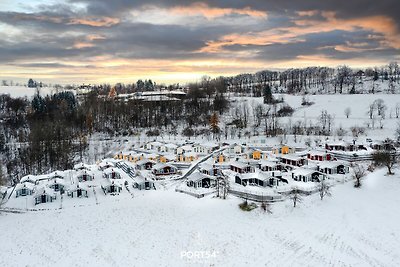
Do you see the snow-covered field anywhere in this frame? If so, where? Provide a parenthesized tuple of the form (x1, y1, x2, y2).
(1, 168, 399, 267)
(0, 86, 65, 98)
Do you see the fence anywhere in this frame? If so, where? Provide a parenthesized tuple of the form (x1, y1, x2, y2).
(228, 189, 284, 203)
(175, 188, 216, 198)
(330, 151, 400, 162)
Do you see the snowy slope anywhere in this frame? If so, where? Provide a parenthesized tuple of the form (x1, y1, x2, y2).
(0, 86, 66, 98)
(1, 168, 399, 266)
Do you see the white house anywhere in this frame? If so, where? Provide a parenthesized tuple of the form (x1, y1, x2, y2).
(317, 161, 349, 175)
(193, 143, 218, 155)
(73, 163, 91, 171)
(101, 179, 122, 194)
(176, 145, 193, 155)
(291, 168, 327, 182)
(160, 143, 178, 153)
(145, 141, 163, 151)
(15, 183, 35, 198)
(152, 163, 178, 176)
(186, 172, 216, 189)
(67, 183, 89, 198)
(34, 187, 56, 205)
(75, 169, 94, 182)
(47, 178, 66, 192)
(103, 168, 122, 179)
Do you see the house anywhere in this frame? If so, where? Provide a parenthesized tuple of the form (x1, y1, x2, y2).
(101, 179, 122, 194)
(226, 144, 245, 155)
(160, 143, 178, 154)
(133, 176, 155, 190)
(75, 170, 94, 182)
(291, 168, 327, 182)
(272, 145, 295, 155)
(145, 141, 163, 151)
(67, 183, 89, 198)
(142, 153, 159, 161)
(230, 161, 255, 174)
(213, 152, 229, 164)
(186, 172, 216, 188)
(136, 159, 156, 170)
(176, 145, 193, 155)
(325, 141, 367, 152)
(235, 170, 286, 187)
(177, 152, 198, 162)
(193, 143, 218, 155)
(98, 161, 115, 171)
(115, 151, 143, 162)
(279, 154, 306, 167)
(199, 162, 221, 176)
(317, 161, 350, 175)
(260, 160, 285, 172)
(307, 151, 333, 161)
(152, 163, 178, 176)
(48, 171, 65, 181)
(34, 187, 56, 205)
(158, 154, 176, 163)
(244, 148, 267, 160)
(73, 163, 91, 171)
(15, 183, 35, 197)
(103, 168, 122, 179)
(20, 175, 38, 185)
(48, 178, 66, 193)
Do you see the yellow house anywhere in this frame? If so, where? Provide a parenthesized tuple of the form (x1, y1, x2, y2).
(272, 145, 294, 155)
(177, 152, 198, 162)
(114, 152, 143, 163)
(214, 153, 229, 163)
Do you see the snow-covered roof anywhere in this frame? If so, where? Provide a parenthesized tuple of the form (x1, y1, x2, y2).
(68, 183, 89, 192)
(187, 171, 215, 182)
(48, 171, 66, 180)
(136, 159, 156, 166)
(280, 154, 304, 161)
(260, 160, 280, 167)
(183, 151, 198, 157)
(230, 161, 249, 169)
(73, 163, 91, 171)
(292, 168, 321, 176)
(34, 186, 55, 197)
(15, 182, 35, 191)
(164, 143, 178, 149)
(318, 161, 348, 169)
(98, 161, 115, 168)
(20, 175, 38, 184)
(152, 163, 175, 170)
(75, 169, 94, 177)
(103, 167, 122, 175)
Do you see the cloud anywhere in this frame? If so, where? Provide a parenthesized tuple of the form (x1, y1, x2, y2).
(167, 2, 267, 19)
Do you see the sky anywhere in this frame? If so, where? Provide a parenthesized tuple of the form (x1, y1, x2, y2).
(0, 0, 400, 85)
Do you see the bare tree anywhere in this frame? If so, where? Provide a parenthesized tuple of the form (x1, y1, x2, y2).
(260, 201, 273, 214)
(373, 150, 397, 175)
(290, 188, 303, 207)
(318, 180, 332, 200)
(353, 164, 366, 188)
(344, 107, 351, 118)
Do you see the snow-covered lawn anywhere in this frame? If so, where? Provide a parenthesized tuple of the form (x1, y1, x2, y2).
(1, 168, 399, 266)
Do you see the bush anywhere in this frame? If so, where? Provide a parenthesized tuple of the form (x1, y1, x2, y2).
(277, 104, 294, 117)
(239, 201, 257, 211)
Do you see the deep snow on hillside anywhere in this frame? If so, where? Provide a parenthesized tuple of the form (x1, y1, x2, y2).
(1, 168, 399, 267)
(0, 86, 65, 98)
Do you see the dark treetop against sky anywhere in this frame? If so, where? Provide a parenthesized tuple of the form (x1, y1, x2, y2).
(0, 0, 399, 84)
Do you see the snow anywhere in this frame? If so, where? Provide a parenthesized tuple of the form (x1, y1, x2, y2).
(0, 86, 69, 98)
(1, 168, 400, 266)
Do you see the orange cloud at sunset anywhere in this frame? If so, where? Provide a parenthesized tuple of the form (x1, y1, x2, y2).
(169, 2, 267, 19)
(200, 12, 400, 53)
(67, 16, 120, 27)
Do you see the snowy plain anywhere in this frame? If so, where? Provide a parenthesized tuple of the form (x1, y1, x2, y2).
(1, 168, 399, 267)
